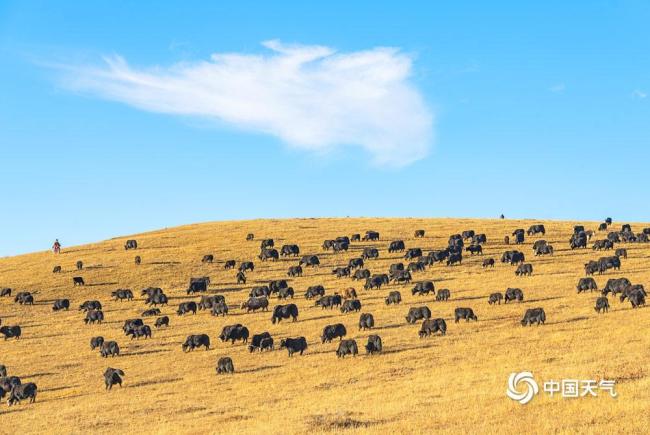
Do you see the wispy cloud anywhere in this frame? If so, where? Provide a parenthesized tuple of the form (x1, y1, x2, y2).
(633, 89, 647, 99)
(54, 40, 434, 166)
(549, 83, 565, 93)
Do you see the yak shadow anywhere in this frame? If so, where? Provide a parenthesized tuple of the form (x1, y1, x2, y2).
(20, 372, 57, 379)
(374, 323, 404, 331)
(125, 348, 171, 357)
(238, 364, 282, 374)
(86, 282, 119, 287)
(0, 408, 30, 416)
(524, 296, 564, 304)
(127, 376, 184, 389)
(148, 261, 181, 265)
(381, 342, 436, 355)
(453, 295, 486, 302)
(40, 384, 79, 393)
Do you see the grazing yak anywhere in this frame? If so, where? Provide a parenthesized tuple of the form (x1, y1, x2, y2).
(332, 267, 350, 278)
(275, 286, 294, 299)
(466, 245, 483, 255)
(211, 302, 229, 317)
(271, 304, 299, 323)
(201, 255, 214, 263)
(358, 313, 375, 330)
(187, 277, 210, 294)
(385, 291, 402, 305)
(299, 255, 320, 267)
(436, 289, 451, 301)
(198, 295, 226, 311)
(288, 266, 303, 277)
(134, 256, 141, 265)
(527, 224, 546, 236)
(363, 231, 380, 241)
(127, 325, 152, 340)
(104, 368, 124, 390)
(76, 261, 83, 270)
(343, 288, 357, 300)
(112, 289, 134, 301)
(14, 292, 34, 305)
(390, 271, 412, 284)
(482, 258, 495, 268)
(280, 244, 300, 257)
(316, 295, 342, 309)
(122, 319, 144, 335)
(100, 341, 120, 357)
(615, 248, 627, 259)
(219, 325, 249, 344)
(259, 248, 279, 262)
(504, 288, 524, 303)
(236, 271, 247, 284)
(90, 336, 104, 350)
(84, 310, 104, 324)
(454, 307, 478, 323)
(488, 292, 503, 305)
(249, 286, 270, 298)
(239, 262, 255, 272)
(52, 299, 70, 311)
(224, 260, 236, 270)
(576, 278, 598, 293)
(521, 308, 546, 326)
(404, 248, 423, 260)
(142, 308, 161, 317)
(341, 299, 362, 313)
(365, 335, 383, 355)
(155, 316, 170, 328)
(354, 269, 371, 281)
(348, 258, 364, 269)
(419, 318, 447, 337)
(182, 334, 211, 351)
(0, 326, 21, 340)
(0, 288, 11, 297)
(7, 382, 37, 405)
(246, 233, 255, 241)
(515, 264, 533, 276)
(280, 337, 307, 356)
(351, 234, 361, 242)
(446, 253, 462, 266)
(216, 357, 235, 374)
(52, 265, 61, 273)
(337, 339, 359, 358)
(248, 332, 273, 352)
(414, 230, 425, 238)
(412, 281, 434, 296)
(594, 297, 610, 313)
(304, 285, 326, 299)
(362, 247, 380, 260)
(321, 324, 347, 343)
(73, 276, 85, 286)
(501, 251, 525, 265)
(177, 301, 198, 316)
(260, 239, 274, 249)
(406, 306, 431, 324)
(124, 239, 137, 250)
(241, 297, 269, 312)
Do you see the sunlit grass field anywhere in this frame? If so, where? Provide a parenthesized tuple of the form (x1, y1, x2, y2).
(0, 217, 648, 434)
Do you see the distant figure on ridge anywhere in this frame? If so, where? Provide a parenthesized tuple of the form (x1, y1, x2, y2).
(52, 239, 61, 254)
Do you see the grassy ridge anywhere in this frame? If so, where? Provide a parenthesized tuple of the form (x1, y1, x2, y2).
(0, 217, 648, 434)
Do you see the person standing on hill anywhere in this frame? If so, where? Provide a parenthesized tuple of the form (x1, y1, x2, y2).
(52, 239, 61, 254)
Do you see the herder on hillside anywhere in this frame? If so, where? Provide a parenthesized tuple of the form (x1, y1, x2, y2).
(52, 239, 61, 254)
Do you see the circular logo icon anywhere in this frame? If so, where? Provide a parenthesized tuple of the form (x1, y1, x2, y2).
(506, 371, 539, 404)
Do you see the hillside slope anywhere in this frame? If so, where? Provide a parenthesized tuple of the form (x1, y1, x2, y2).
(0, 217, 648, 434)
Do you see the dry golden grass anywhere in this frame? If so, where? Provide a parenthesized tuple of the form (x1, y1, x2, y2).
(0, 217, 649, 434)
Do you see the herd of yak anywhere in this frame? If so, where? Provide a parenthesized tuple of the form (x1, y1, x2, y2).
(0, 218, 648, 405)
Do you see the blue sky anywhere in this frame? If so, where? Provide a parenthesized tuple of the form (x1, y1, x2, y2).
(1, 1, 649, 256)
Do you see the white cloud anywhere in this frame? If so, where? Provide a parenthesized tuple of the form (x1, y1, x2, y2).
(633, 89, 647, 99)
(56, 40, 434, 166)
